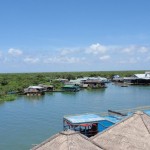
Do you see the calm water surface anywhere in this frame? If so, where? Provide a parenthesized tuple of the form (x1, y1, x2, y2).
(0, 84, 150, 150)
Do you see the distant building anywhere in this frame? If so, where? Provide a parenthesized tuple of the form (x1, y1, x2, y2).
(69, 77, 108, 88)
(62, 84, 80, 92)
(124, 72, 150, 85)
(38, 84, 54, 91)
(112, 75, 124, 82)
(55, 78, 69, 83)
(83, 79, 106, 88)
(24, 86, 45, 96)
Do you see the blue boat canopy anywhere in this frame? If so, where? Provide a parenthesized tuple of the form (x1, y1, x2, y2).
(63, 114, 105, 124)
(104, 116, 121, 123)
(144, 110, 150, 115)
(63, 113, 129, 137)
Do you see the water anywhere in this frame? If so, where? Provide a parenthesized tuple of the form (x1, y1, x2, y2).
(0, 84, 150, 150)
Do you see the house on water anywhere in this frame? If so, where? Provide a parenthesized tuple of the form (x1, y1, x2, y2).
(24, 86, 45, 96)
(83, 79, 107, 88)
(38, 84, 54, 92)
(62, 84, 80, 92)
(69, 77, 109, 88)
(124, 72, 150, 85)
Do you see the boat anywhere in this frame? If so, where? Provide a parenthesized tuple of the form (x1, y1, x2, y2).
(63, 113, 126, 137)
(63, 106, 150, 137)
(121, 84, 128, 87)
(62, 84, 80, 92)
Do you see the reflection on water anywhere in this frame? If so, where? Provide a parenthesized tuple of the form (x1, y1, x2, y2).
(85, 88, 106, 93)
(60, 91, 77, 95)
(0, 101, 5, 105)
(0, 84, 150, 150)
(24, 95, 45, 101)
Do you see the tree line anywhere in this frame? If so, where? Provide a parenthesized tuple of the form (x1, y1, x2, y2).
(0, 70, 145, 101)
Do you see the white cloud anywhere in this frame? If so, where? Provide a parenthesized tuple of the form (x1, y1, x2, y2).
(119, 60, 127, 64)
(146, 56, 150, 61)
(8, 48, 23, 56)
(128, 58, 138, 63)
(2, 43, 149, 71)
(44, 56, 85, 64)
(60, 49, 73, 55)
(119, 57, 139, 64)
(43, 57, 60, 64)
(122, 45, 136, 53)
(138, 46, 149, 53)
(122, 45, 149, 54)
(0, 51, 2, 58)
(63, 57, 82, 63)
(86, 43, 107, 54)
(24, 57, 39, 64)
(99, 55, 110, 61)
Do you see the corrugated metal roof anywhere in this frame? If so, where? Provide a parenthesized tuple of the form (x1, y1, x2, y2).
(63, 84, 77, 88)
(28, 86, 43, 89)
(64, 114, 105, 124)
(134, 74, 146, 78)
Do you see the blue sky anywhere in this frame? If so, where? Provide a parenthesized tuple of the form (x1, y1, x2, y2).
(0, 0, 150, 73)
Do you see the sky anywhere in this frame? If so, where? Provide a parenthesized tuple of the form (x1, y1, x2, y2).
(0, 0, 150, 73)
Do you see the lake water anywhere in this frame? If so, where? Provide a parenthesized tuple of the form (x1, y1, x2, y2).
(0, 83, 150, 150)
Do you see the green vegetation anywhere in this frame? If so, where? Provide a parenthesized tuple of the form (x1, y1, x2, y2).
(0, 94, 16, 101)
(0, 70, 146, 102)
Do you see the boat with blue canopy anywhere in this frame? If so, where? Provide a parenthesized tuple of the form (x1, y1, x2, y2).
(63, 106, 150, 137)
(63, 113, 126, 137)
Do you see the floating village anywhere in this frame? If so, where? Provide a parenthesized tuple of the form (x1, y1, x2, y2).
(30, 72, 150, 150)
(24, 71, 150, 96)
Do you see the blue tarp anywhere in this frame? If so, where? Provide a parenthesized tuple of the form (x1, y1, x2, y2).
(98, 120, 115, 132)
(145, 110, 150, 115)
(64, 113, 132, 134)
(98, 116, 121, 132)
(104, 116, 121, 123)
(64, 110, 150, 134)
(64, 114, 104, 124)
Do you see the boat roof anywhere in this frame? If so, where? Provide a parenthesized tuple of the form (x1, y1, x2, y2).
(28, 86, 43, 89)
(104, 116, 121, 123)
(63, 114, 105, 124)
(63, 84, 78, 88)
(144, 110, 150, 115)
